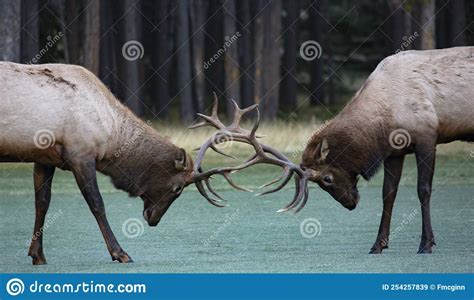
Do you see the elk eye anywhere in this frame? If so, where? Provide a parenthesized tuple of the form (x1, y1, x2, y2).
(323, 176, 333, 184)
(172, 185, 183, 194)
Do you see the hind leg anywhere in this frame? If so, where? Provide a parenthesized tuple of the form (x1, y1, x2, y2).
(28, 163, 55, 265)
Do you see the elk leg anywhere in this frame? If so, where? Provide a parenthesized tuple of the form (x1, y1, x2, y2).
(72, 159, 133, 263)
(29, 163, 55, 265)
(369, 156, 404, 254)
(415, 144, 436, 254)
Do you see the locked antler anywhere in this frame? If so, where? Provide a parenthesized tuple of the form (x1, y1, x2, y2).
(190, 93, 310, 212)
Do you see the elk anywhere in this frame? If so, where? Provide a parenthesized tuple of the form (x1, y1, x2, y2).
(299, 47, 474, 253)
(0, 62, 301, 265)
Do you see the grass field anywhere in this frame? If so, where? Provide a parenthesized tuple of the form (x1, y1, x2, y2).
(0, 125, 473, 273)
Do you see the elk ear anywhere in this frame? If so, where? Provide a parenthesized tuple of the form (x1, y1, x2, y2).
(174, 148, 187, 171)
(319, 138, 330, 161)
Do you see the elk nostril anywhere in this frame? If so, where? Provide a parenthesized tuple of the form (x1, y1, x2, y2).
(143, 209, 150, 222)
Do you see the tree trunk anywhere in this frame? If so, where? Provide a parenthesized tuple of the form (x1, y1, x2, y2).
(279, 1, 299, 111)
(237, 0, 254, 108)
(413, 0, 436, 49)
(253, 0, 265, 109)
(83, 0, 101, 75)
(190, 0, 207, 114)
(153, 0, 172, 118)
(65, 0, 81, 63)
(254, 0, 282, 120)
(449, 0, 466, 46)
(100, 0, 119, 93)
(0, 0, 21, 62)
(21, 0, 39, 63)
(223, 0, 241, 118)
(309, 0, 325, 106)
(176, 0, 195, 123)
(389, 0, 407, 52)
(120, 0, 143, 116)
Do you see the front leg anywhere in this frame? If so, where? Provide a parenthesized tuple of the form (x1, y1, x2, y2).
(71, 158, 132, 263)
(415, 144, 436, 254)
(369, 156, 404, 254)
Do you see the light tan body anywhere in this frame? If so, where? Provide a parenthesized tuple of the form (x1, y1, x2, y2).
(0, 62, 155, 168)
(341, 47, 474, 147)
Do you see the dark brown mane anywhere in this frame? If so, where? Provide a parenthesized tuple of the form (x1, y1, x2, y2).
(306, 119, 388, 180)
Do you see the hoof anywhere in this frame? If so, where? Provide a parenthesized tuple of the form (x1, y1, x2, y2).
(111, 251, 133, 263)
(417, 238, 435, 254)
(369, 241, 388, 254)
(417, 246, 433, 254)
(30, 254, 47, 265)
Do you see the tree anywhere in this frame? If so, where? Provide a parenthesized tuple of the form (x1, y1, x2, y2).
(0, 0, 21, 62)
(190, 0, 207, 114)
(413, 0, 436, 49)
(280, 1, 300, 111)
(21, 0, 39, 63)
(388, 0, 407, 52)
(176, 0, 195, 123)
(309, 0, 325, 106)
(119, 0, 144, 116)
(237, 0, 255, 108)
(223, 0, 241, 118)
(100, 0, 119, 93)
(153, 0, 173, 118)
(254, 0, 282, 120)
(83, 0, 101, 75)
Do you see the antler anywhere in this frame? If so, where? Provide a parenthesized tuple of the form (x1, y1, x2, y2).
(190, 93, 310, 212)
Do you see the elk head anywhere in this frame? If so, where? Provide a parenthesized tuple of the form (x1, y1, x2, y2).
(189, 93, 312, 213)
(301, 135, 360, 210)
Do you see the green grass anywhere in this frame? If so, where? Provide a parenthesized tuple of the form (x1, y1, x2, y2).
(0, 151, 473, 273)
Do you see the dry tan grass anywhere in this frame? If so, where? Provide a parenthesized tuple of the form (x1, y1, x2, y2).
(152, 121, 474, 160)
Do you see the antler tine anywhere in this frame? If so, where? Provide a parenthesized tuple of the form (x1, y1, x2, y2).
(294, 184, 310, 213)
(203, 177, 225, 201)
(195, 180, 228, 207)
(229, 99, 259, 131)
(256, 168, 293, 196)
(223, 171, 253, 192)
(210, 144, 236, 159)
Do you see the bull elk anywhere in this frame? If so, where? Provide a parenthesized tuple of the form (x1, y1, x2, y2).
(0, 62, 300, 265)
(299, 47, 474, 253)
